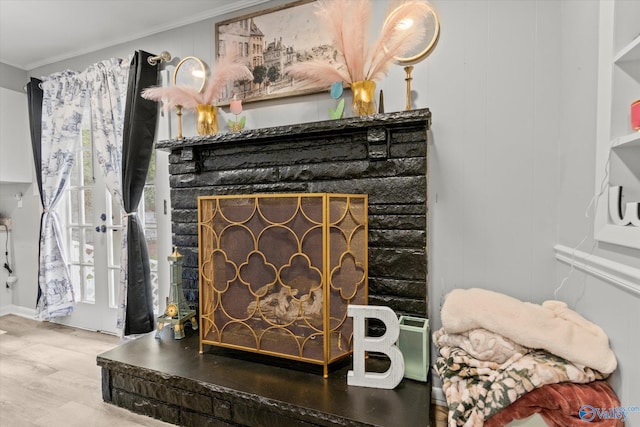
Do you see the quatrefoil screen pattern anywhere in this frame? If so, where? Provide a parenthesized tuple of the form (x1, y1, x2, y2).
(198, 194, 368, 369)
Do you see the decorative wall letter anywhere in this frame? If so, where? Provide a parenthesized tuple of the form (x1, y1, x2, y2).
(347, 305, 405, 389)
(608, 186, 640, 227)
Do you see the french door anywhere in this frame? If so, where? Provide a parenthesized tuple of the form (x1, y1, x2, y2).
(53, 113, 166, 335)
(53, 123, 120, 334)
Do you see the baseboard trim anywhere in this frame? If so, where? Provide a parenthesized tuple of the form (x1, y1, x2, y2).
(0, 305, 37, 319)
(554, 244, 640, 297)
(432, 386, 446, 406)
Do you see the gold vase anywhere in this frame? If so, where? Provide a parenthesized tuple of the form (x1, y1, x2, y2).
(351, 80, 376, 116)
(195, 104, 218, 135)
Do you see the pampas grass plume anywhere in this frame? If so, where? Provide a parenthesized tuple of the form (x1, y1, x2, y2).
(202, 55, 253, 105)
(285, 60, 350, 88)
(142, 56, 252, 110)
(141, 85, 202, 110)
(286, 0, 434, 86)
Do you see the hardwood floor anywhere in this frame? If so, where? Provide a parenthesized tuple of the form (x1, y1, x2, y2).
(432, 402, 448, 427)
(0, 314, 171, 427)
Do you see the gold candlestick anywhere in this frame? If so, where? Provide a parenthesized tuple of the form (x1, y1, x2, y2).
(176, 105, 183, 139)
(404, 66, 414, 111)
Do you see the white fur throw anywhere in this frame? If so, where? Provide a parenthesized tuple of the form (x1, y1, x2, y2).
(440, 288, 617, 374)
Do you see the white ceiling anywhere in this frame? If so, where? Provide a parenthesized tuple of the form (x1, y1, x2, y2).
(0, 0, 271, 70)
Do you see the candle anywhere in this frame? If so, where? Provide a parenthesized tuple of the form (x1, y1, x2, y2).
(632, 100, 640, 131)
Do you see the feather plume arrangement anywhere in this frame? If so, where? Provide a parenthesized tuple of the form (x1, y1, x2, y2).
(141, 85, 202, 110)
(142, 56, 253, 110)
(285, 0, 433, 86)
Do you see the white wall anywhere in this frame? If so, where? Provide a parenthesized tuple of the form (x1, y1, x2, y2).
(2, 0, 637, 416)
(424, 0, 559, 400)
(553, 0, 640, 409)
(0, 62, 27, 92)
(0, 63, 40, 317)
(422, 0, 639, 412)
(425, 0, 560, 306)
(0, 182, 40, 315)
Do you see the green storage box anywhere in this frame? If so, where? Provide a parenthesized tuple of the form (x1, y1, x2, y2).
(398, 316, 430, 382)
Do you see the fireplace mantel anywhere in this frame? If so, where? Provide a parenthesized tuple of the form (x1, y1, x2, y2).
(156, 109, 431, 152)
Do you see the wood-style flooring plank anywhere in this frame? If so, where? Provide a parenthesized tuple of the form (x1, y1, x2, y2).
(0, 314, 171, 426)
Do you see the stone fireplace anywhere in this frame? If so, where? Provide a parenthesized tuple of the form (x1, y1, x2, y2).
(97, 109, 432, 426)
(160, 109, 430, 327)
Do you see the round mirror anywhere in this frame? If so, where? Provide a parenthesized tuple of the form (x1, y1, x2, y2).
(172, 56, 208, 92)
(386, 4, 440, 64)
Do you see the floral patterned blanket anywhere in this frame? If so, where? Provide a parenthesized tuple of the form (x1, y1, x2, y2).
(434, 328, 607, 427)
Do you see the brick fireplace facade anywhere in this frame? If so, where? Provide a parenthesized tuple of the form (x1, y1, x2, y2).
(157, 109, 431, 325)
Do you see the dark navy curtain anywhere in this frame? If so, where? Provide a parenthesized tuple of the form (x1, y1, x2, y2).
(27, 78, 44, 199)
(122, 50, 159, 335)
(26, 77, 44, 305)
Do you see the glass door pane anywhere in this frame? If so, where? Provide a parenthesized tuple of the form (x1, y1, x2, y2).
(55, 105, 120, 334)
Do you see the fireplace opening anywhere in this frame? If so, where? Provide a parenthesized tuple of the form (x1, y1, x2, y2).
(198, 193, 368, 377)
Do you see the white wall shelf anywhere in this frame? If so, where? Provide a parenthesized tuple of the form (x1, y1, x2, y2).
(613, 34, 640, 64)
(612, 132, 640, 149)
(554, 244, 640, 297)
(594, 0, 640, 250)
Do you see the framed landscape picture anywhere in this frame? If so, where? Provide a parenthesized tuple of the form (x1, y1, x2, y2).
(215, 0, 333, 105)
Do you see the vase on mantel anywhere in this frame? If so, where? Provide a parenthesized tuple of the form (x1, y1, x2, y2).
(196, 104, 218, 135)
(351, 80, 376, 116)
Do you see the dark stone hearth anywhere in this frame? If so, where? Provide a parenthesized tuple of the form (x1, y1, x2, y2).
(157, 109, 431, 320)
(98, 330, 431, 427)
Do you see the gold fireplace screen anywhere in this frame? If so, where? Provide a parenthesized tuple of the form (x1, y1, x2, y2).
(197, 193, 368, 376)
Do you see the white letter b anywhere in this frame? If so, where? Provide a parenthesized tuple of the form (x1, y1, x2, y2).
(347, 305, 404, 389)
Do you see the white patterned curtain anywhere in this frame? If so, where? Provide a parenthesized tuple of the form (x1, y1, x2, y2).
(36, 70, 88, 320)
(86, 57, 129, 202)
(31, 54, 157, 331)
(85, 57, 131, 334)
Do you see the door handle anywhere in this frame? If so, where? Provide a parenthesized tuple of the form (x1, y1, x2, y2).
(95, 225, 107, 233)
